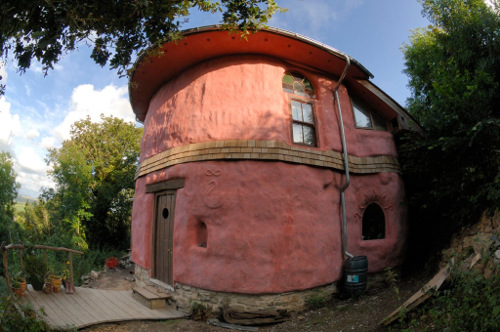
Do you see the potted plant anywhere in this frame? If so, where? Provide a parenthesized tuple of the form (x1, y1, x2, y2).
(24, 250, 48, 291)
(62, 261, 74, 294)
(49, 273, 63, 293)
(11, 271, 27, 297)
(42, 282, 52, 294)
(10, 270, 27, 297)
(47, 263, 63, 293)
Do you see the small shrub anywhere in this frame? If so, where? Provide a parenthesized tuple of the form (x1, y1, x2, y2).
(191, 301, 212, 321)
(404, 260, 500, 331)
(305, 291, 330, 310)
(0, 276, 9, 296)
(384, 267, 399, 295)
(0, 294, 51, 331)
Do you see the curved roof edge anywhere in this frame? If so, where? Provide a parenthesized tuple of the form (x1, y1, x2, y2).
(176, 25, 374, 78)
(129, 25, 376, 121)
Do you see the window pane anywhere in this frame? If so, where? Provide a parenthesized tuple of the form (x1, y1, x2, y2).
(282, 74, 294, 85)
(302, 125, 316, 145)
(353, 104, 372, 128)
(372, 112, 387, 130)
(303, 79, 314, 91)
(283, 72, 316, 99)
(292, 123, 304, 143)
(291, 101, 302, 121)
(293, 81, 307, 97)
(302, 103, 313, 124)
(282, 83, 294, 94)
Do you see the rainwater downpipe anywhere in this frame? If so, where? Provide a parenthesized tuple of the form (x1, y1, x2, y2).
(333, 56, 354, 259)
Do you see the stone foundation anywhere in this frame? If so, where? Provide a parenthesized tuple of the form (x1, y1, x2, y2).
(134, 264, 337, 323)
(134, 263, 400, 324)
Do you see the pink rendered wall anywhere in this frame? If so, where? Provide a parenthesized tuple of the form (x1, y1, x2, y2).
(131, 55, 406, 293)
(139, 55, 398, 162)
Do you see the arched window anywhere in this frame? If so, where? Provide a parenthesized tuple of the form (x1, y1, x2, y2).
(282, 72, 317, 146)
(362, 203, 385, 240)
(282, 72, 316, 98)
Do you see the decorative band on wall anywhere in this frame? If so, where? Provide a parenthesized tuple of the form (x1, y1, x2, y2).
(135, 140, 400, 179)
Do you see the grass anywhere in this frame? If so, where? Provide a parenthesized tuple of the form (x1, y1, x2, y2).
(13, 203, 25, 214)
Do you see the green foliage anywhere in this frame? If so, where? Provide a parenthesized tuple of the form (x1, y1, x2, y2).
(0, 294, 51, 331)
(305, 291, 331, 310)
(403, 263, 500, 331)
(0, 276, 8, 296)
(46, 115, 142, 249)
(0, 0, 284, 96)
(398, 0, 500, 262)
(0, 151, 20, 244)
(191, 301, 213, 321)
(23, 250, 48, 288)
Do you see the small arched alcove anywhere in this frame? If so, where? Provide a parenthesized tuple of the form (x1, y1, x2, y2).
(362, 203, 385, 240)
(196, 221, 208, 248)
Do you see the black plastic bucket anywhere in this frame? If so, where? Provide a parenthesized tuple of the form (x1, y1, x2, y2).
(343, 255, 368, 295)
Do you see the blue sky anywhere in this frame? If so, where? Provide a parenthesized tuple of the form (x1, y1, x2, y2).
(0, 0, 430, 198)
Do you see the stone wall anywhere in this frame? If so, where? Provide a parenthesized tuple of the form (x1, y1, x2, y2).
(135, 263, 337, 322)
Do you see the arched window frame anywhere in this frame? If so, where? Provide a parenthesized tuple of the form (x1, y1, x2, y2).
(282, 71, 318, 147)
(361, 202, 386, 241)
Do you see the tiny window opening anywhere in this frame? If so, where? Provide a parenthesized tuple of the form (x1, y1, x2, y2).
(362, 203, 386, 240)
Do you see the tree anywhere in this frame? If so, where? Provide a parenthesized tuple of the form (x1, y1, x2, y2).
(47, 115, 142, 249)
(0, 151, 20, 243)
(0, 0, 284, 96)
(398, 0, 500, 260)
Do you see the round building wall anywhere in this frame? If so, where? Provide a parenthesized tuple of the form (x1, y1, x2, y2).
(131, 55, 407, 298)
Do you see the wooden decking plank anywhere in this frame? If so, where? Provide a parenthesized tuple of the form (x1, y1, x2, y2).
(22, 287, 186, 329)
(38, 292, 83, 328)
(69, 289, 111, 325)
(25, 290, 81, 328)
(58, 290, 102, 326)
(84, 288, 128, 321)
(50, 292, 87, 328)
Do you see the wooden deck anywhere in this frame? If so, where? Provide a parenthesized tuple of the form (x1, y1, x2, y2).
(21, 286, 186, 330)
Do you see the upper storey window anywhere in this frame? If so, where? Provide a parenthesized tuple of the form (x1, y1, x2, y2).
(352, 98, 387, 131)
(283, 72, 317, 146)
(282, 72, 316, 99)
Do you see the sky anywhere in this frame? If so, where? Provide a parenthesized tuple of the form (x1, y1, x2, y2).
(0, 0, 431, 198)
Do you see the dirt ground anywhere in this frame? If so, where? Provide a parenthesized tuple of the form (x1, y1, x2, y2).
(80, 266, 430, 332)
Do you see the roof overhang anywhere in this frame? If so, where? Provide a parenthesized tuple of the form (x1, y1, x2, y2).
(129, 25, 373, 122)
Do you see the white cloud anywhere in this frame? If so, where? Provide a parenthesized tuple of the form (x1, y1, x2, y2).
(40, 136, 56, 149)
(54, 84, 135, 141)
(16, 169, 55, 198)
(26, 129, 40, 140)
(17, 146, 47, 173)
(0, 98, 22, 150)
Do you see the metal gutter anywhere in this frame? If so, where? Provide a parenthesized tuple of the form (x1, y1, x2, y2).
(333, 56, 354, 259)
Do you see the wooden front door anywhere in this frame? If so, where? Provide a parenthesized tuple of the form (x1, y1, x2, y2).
(154, 192, 175, 285)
